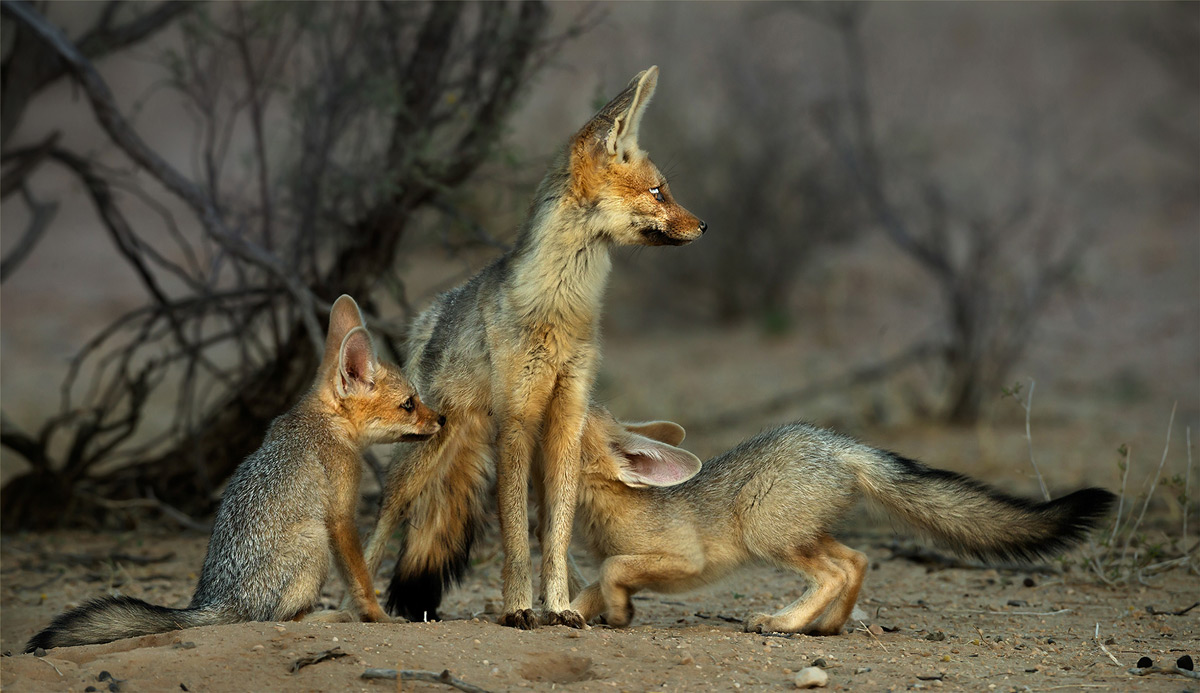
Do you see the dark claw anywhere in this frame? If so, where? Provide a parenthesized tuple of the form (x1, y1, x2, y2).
(542, 610, 586, 629)
(498, 609, 539, 630)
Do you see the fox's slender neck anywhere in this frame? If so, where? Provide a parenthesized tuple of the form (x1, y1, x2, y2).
(507, 166, 612, 329)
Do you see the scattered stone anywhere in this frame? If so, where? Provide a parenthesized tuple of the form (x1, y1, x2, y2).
(108, 683, 121, 693)
(679, 656, 694, 666)
(854, 667, 871, 675)
(811, 657, 827, 668)
(1023, 577, 1036, 587)
(925, 631, 946, 642)
(172, 641, 196, 650)
(33, 648, 46, 658)
(850, 606, 869, 622)
(793, 666, 828, 689)
(98, 671, 113, 682)
(1006, 600, 1027, 607)
(85, 688, 97, 692)
(867, 624, 884, 636)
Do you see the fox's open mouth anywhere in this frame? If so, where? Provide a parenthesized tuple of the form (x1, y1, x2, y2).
(400, 432, 437, 442)
(639, 227, 694, 246)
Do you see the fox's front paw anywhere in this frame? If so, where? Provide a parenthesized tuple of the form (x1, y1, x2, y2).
(602, 601, 635, 628)
(362, 608, 391, 624)
(746, 613, 785, 634)
(499, 609, 539, 630)
(542, 609, 586, 629)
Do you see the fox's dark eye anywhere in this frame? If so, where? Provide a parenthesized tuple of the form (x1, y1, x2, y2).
(649, 186, 664, 203)
(400, 397, 414, 412)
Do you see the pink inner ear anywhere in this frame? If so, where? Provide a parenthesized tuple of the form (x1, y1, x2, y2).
(624, 445, 700, 487)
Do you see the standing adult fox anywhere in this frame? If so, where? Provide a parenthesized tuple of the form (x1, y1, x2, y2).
(570, 406, 1116, 634)
(26, 296, 443, 651)
(359, 66, 706, 629)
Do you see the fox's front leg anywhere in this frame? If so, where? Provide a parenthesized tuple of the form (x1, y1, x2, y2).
(326, 492, 390, 623)
(496, 418, 538, 629)
(536, 373, 588, 628)
(570, 581, 606, 623)
(597, 554, 702, 628)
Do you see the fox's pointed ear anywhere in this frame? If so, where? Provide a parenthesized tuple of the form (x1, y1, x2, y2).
(336, 326, 378, 397)
(603, 65, 657, 158)
(575, 66, 658, 161)
(614, 432, 701, 489)
(324, 294, 366, 369)
(623, 420, 686, 447)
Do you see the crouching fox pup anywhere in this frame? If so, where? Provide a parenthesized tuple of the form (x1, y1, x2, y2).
(571, 407, 1116, 635)
(360, 66, 706, 629)
(26, 295, 442, 651)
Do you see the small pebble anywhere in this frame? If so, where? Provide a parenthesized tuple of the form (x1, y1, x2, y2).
(679, 655, 694, 666)
(1006, 600, 1027, 607)
(867, 624, 884, 636)
(1023, 577, 1036, 587)
(793, 666, 828, 689)
(33, 648, 46, 658)
(98, 672, 112, 682)
(84, 688, 97, 693)
(811, 657, 827, 668)
(108, 683, 121, 693)
(854, 667, 871, 674)
(926, 631, 946, 641)
(250, 644, 264, 652)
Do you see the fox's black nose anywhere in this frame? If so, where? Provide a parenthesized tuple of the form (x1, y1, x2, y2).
(437, 415, 446, 426)
(698, 220, 707, 234)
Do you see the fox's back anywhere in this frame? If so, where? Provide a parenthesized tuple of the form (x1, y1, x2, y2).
(189, 409, 333, 616)
(655, 423, 866, 545)
(405, 263, 506, 412)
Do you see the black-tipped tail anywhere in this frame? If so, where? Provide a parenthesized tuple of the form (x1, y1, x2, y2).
(385, 522, 476, 622)
(25, 595, 227, 652)
(863, 452, 1116, 563)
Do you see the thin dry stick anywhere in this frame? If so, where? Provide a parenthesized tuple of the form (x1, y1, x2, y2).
(1108, 444, 1133, 546)
(857, 620, 889, 652)
(961, 608, 1071, 616)
(1122, 402, 1177, 564)
(1185, 426, 1192, 559)
(1018, 380, 1050, 501)
(1093, 623, 1121, 667)
(361, 668, 490, 693)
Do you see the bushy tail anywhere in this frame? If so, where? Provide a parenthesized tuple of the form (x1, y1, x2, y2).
(25, 596, 232, 652)
(854, 451, 1116, 562)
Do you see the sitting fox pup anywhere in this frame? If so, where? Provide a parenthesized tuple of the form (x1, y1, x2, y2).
(26, 295, 443, 651)
(570, 407, 1115, 635)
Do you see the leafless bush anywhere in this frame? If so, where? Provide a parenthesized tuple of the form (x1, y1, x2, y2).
(0, 0, 565, 528)
(805, 4, 1090, 423)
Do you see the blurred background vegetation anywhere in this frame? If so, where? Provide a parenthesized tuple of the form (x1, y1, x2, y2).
(1, 1, 1196, 531)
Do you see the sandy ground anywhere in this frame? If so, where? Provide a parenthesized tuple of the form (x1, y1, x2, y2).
(2, 523, 1198, 692)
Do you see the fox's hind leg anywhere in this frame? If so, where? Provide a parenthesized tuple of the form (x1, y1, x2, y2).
(747, 538, 848, 634)
(803, 536, 868, 635)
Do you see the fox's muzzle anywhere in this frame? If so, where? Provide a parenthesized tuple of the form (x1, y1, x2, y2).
(641, 219, 706, 246)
